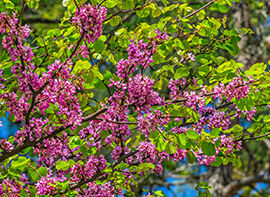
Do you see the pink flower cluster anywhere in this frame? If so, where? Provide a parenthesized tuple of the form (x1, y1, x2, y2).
(14, 118, 50, 146)
(79, 123, 103, 151)
(0, 12, 32, 63)
(235, 106, 256, 121)
(196, 107, 231, 132)
(168, 78, 187, 99)
(116, 30, 169, 78)
(172, 149, 188, 162)
(34, 132, 70, 166)
(81, 182, 115, 197)
(135, 142, 169, 174)
(169, 78, 206, 110)
(138, 110, 170, 137)
(111, 145, 131, 160)
(98, 90, 131, 144)
(37, 60, 83, 128)
(36, 172, 61, 195)
(1, 92, 30, 121)
(72, 4, 107, 44)
(0, 70, 6, 90)
(70, 155, 107, 182)
(195, 135, 242, 165)
(219, 135, 242, 154)
(180, 52, 195, 63)
(0, 139, 14, 151)
(183, 91, 205, 110)
(0, 174, 29, 196)
(127, 74, 161, 112)
(213, 75, 253, 101)
(195, 150, 217, 165)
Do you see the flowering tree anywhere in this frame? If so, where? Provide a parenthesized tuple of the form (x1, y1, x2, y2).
(0, 0, 269, 196)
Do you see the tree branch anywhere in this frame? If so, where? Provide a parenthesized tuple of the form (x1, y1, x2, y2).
(18, 0, 26, 23)
(182, 0, 217, 20)
(223, 172, 270, 197)
(105, 2, 151, 22)
(23, 18, 60, 24)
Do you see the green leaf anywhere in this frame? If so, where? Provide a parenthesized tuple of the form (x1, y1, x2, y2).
(152, 8, 161, 18)
(26, 0, 40, 9)
(136, 8, 150, 18)
(165, 143, 177, 154)
(115, 163, 129, 170)
(110, 16, 121, 26)
(198, 65, 210, 76)
(38, 167, 48, 177)
(155, 136, 166, 152)
(92, 65, 104, 80)
(122, 0, 134, 9)
(210, 128, 220, 137)
(186, 129, 199, 140)
(178, 133, 187, 146)
(99, 130, 110, 139)
(93, 40, 106, 53)
(161, 0, 168, 6)
(90, 146, 97, 154)
(201, 142, 216, 156)
(211, 156, 223, 167)
(187, 150, 196, 164)
(224, 0, 232, 6)
(27, 166, 39, 182)
(5, 0, 14, 9)
(79, 145, 90, 156)
(139, 163, 155, 171)
(103, 0, 118, 8)
(103, 70, 113, 81)
(245, 63, 267, 76)
(56, 161, 70, 171)
(154, 190, 164, 196)
(149, 130, 159, 139)
(74, 60, 92, 73)
(174, 67, 189, 79)
(62, 0, 71, 7)
(68, 136, 82, 150)
(11, 157, 30, 170)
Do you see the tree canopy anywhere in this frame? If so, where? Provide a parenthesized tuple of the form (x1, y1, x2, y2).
(0, 0, 269, 196)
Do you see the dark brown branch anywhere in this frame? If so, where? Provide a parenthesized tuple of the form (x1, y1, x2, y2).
(18, 1, 26, 22)
(240, 131, 270, 142)
(216, 102, 233, 110)
(182, 0, 217, 20)
(94, 118, 137, 125)
(105, 2, 151, 22)
(23, 18, 60, 24)
(98, 0, 106, 7)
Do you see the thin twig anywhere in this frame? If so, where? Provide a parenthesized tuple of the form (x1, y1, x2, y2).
(26, 163, 41, 178)
(18, 0, 26, 23)
(105, 2, 151, 22)
(98, 0, 106, 7)
(182, 0, 217, 20)
(240, 132, 270, 142)
(95, 118, 137, 125)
